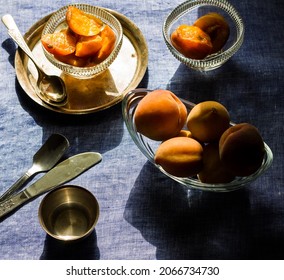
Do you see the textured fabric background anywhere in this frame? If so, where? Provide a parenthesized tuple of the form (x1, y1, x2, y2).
(0, 0, 283, 260)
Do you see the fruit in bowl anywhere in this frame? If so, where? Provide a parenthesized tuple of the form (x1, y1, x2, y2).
(198, 142, 235, 184)
(66, 6, 103, 36)
(41, 6, 116, 67)
(171, 25, 213, 59)
(122, 89, 273, 191)
(193, 12, 230, 54)
(219, 123, 265, 177)
(162, 0, 244, 71)
(171, 12, 230, 59)
(134, 89, 188, 141)
(41, 4, 123, 78)
(132, 89, 268, 184)
(155, 136, 203, 177)
(186, 100, 230, 142)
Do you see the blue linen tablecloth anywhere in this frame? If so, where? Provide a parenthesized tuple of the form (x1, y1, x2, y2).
(0, 0, 283, 260)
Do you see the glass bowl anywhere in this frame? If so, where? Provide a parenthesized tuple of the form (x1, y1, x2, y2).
(122, 89, 273, 192)
(41, 3, 123, 79)
(162, 0, 244, 71)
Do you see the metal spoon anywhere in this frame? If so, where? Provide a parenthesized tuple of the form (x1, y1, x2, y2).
(0, 134, 69, 202)
(1, 14, 68, 107)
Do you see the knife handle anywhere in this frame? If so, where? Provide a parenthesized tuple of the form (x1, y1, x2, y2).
(0, 191, 29, 220)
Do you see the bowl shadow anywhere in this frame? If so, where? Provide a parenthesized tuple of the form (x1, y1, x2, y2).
(40, 230, 100, 260)
(2, 38, 16, 67)
(124, 161, 284, 260)
(165, 59, 244, 102)
(14, 75, 124, 156)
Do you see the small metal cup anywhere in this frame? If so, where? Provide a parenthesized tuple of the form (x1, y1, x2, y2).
(38, 185, 99, 242)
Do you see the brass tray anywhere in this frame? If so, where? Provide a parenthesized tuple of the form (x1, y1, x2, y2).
(15, 9, 148, 114)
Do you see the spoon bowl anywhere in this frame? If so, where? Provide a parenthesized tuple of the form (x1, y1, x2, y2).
(1, 14, 68, 107)
(37, 69, 67, 106)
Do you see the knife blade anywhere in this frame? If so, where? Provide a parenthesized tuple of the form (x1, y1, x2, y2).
(0, 152, 102, 220)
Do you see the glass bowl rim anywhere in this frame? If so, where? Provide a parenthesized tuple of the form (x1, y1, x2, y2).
(122, 88, 273, 192)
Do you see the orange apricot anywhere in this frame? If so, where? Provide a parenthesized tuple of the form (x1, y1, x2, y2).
(95, 25, 116, 63)
(41, 28, 76, 56)
(66, 6, 104, 36)
(134, 89, 187, 141)
(186, 100, 230, 143)
(219, 123, 265, 177)
(171, 25, 213, 59)
(75, 35, 103, 57)
(154, 137, 203, 178)
(193, 12, 230, 54)
(198, 143, 235, 184)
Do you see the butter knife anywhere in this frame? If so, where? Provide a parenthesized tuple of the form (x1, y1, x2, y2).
(0, 152, 102, 220)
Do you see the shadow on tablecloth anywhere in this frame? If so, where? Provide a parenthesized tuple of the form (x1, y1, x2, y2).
(14, 78, 125, 155)
(124, 161, 284, 260)
(40, 230, 100, 260)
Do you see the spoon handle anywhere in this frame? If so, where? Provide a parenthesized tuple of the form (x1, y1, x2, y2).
(0, 171, 32, 202)
(1, 14, 40, 69)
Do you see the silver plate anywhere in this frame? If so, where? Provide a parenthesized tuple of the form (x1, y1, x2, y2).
(15, 9, 148, 114)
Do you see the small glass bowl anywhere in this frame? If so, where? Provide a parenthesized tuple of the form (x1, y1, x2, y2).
(41, 3, 123, 79)
(122, 89, 273, 192)
(163, 0, 244, 71)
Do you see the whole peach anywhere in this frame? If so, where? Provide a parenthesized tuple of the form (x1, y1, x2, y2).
(219, 123, 265, 177)
(193, 12, 230, 54)
(154, 137, 203, 177)
(186, 100, 230, 143)
(134, 90, 187, 141)
(198, 143, 235, 184)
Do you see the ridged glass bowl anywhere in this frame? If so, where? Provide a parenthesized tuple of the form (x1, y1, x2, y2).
(122, 89, 273, 192)
(42, 3, 123, 79)
(163, 0, 244, 71)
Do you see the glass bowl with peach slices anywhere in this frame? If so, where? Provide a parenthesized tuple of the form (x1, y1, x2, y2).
(122, 89, 273, 192)
(163, 0, 244, 71)
(41, 4, 123, 79)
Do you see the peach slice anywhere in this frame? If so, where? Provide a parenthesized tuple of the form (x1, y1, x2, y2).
(171, 25, 213, 59)
(95, 25, 117, 63)
(75, 35, 103, 57)
(41, 28, 76, 56)
(66, 6, 104, 36)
